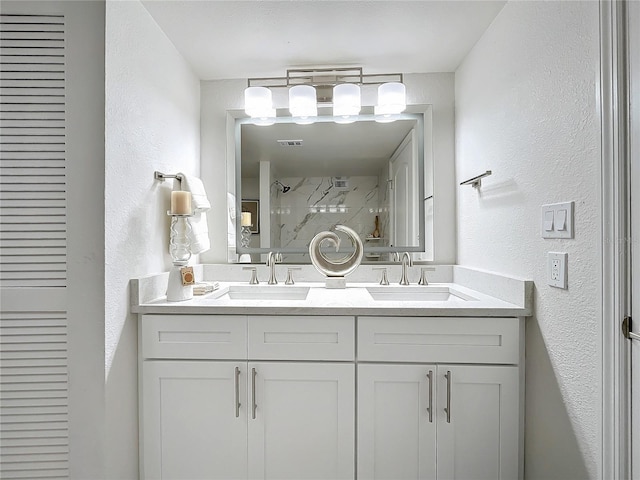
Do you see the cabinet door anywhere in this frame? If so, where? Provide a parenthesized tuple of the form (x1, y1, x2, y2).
(142, 361, 248, 480)
(248, 362, 355, 480)
(436, 365, 520, 480)
(357, 364, 436, 480)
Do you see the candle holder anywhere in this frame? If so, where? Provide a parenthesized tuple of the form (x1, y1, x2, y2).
(238, 225, 252, 263)
(166, 212, 194, 301)
(169, 214, 192, 265)
(240, 225, 251, 249)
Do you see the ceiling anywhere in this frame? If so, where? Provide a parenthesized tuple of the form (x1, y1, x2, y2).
(241, 115, 416, 178)
(141, 0, 507, 80)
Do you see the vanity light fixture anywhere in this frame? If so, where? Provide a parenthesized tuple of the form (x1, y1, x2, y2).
(374, 82, 406, 123)
(244, 86, 276, 125)
(244, 67, 404, 124)
(289, 85, 318, 124)
(333, 83, 361, 124)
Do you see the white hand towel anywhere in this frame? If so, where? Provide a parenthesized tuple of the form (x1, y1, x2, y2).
(179, 173, 211, 211)
(188, 212, 210, 254)
(175, 173, 211, 254)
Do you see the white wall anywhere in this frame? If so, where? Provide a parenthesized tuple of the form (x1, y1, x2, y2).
(455, 2, 600, 478)
(200, 73, 456, 264)
(105, 1, 200, 477)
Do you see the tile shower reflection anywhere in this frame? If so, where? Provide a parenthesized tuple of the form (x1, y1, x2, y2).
(269, 176, 389, 261)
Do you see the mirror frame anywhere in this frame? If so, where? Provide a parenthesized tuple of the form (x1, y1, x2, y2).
(231, 105, 433, 262)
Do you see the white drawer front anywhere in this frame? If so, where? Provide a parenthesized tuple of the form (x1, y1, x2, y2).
(248, 316, 355, 360)
(142, 315, 247, 359)
(358, 317, 521, 364)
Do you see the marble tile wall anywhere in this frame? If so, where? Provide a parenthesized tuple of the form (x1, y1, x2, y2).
(272, 176, 385, 260)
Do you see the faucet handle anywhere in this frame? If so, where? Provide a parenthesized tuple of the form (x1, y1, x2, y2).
(418, 267, 436, 286)
(242, 267, 259, 285)
(373, 267, 389, 286)
(266, 251, 282, 264)
(285, 267, 301, 285)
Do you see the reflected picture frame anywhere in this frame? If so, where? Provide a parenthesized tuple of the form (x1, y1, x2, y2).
(241, 199, 260, 234)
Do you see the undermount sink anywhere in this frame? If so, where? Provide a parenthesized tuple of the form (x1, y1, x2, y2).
(366, 286, 477, 302)
(224, 285, 310, 301)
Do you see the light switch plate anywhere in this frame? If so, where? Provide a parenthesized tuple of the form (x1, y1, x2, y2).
(541, 202, 574, 239)
(547, 252, 568, 288)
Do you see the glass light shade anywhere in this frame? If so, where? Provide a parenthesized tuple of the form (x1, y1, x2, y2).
(253, 112, 276, 126)
(374, 114, 397, 123)
(334, 116, 357, 124)
(333, 83, 361, 120)
(289, 85, 317, 119)
(374, 82, 406, 116)
(244, 86, 275, 120)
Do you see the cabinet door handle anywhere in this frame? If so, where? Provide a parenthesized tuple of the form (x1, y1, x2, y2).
(235, 366, 241, 418)
(426, 370, 433, 423)
(251, 367, 257, 420)
(444, 370, 452, 423)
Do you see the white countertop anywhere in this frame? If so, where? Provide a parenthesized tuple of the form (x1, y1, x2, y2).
(133, 280, 532, 317)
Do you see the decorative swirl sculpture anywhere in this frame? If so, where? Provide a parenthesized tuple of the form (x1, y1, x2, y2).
(309, 225, 364, 278)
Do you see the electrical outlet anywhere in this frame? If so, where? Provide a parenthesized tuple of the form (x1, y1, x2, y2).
(547, 252, 567, 288)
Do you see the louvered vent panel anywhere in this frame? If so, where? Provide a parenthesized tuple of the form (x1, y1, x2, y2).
(0, 14, 69, 480)
(0, 13, 66, 289)
(0, 312, 68, 479)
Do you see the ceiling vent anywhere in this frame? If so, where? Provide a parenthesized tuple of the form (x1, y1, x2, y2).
(277, 139, 303, 147)
(333, 177, 349, 189)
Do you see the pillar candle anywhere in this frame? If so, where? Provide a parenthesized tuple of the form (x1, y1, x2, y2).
(171, 191, 192, 215)
(241, 212, 252, 227)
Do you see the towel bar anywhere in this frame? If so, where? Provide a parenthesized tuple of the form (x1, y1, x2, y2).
(154, 171, 184, 183)
(460, 170, 492, 188)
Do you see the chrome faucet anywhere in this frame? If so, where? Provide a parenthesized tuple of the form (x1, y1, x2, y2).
(266, 252, 282, 285)
(399, 252, 413, 285)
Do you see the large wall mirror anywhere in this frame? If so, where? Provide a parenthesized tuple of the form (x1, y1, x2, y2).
(234, 106, 433, 263)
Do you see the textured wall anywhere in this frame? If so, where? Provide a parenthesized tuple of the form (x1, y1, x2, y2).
(105, 1, 200, 477)
(455, 1, 600, 478)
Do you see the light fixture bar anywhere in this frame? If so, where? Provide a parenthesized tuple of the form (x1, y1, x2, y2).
(358, 72, 404, 85)
(287, 67, 363, 86)
(247, 67, 403, 89)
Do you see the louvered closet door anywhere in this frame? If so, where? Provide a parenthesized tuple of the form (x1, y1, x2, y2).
(0, 13, 70, 479)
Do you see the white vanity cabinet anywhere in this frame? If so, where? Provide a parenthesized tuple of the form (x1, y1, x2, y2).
(248, 362, 355, 480)
(435, 364, 519, 480)
(139, 314, 356, 480)
(357, 364, 437, 479)
(142, 360, 248, 480)
(246, 314, 356, 479)
(139, 312, 523, 480)
(357, 316, 523, 480)
(140, 314, 248, 480)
